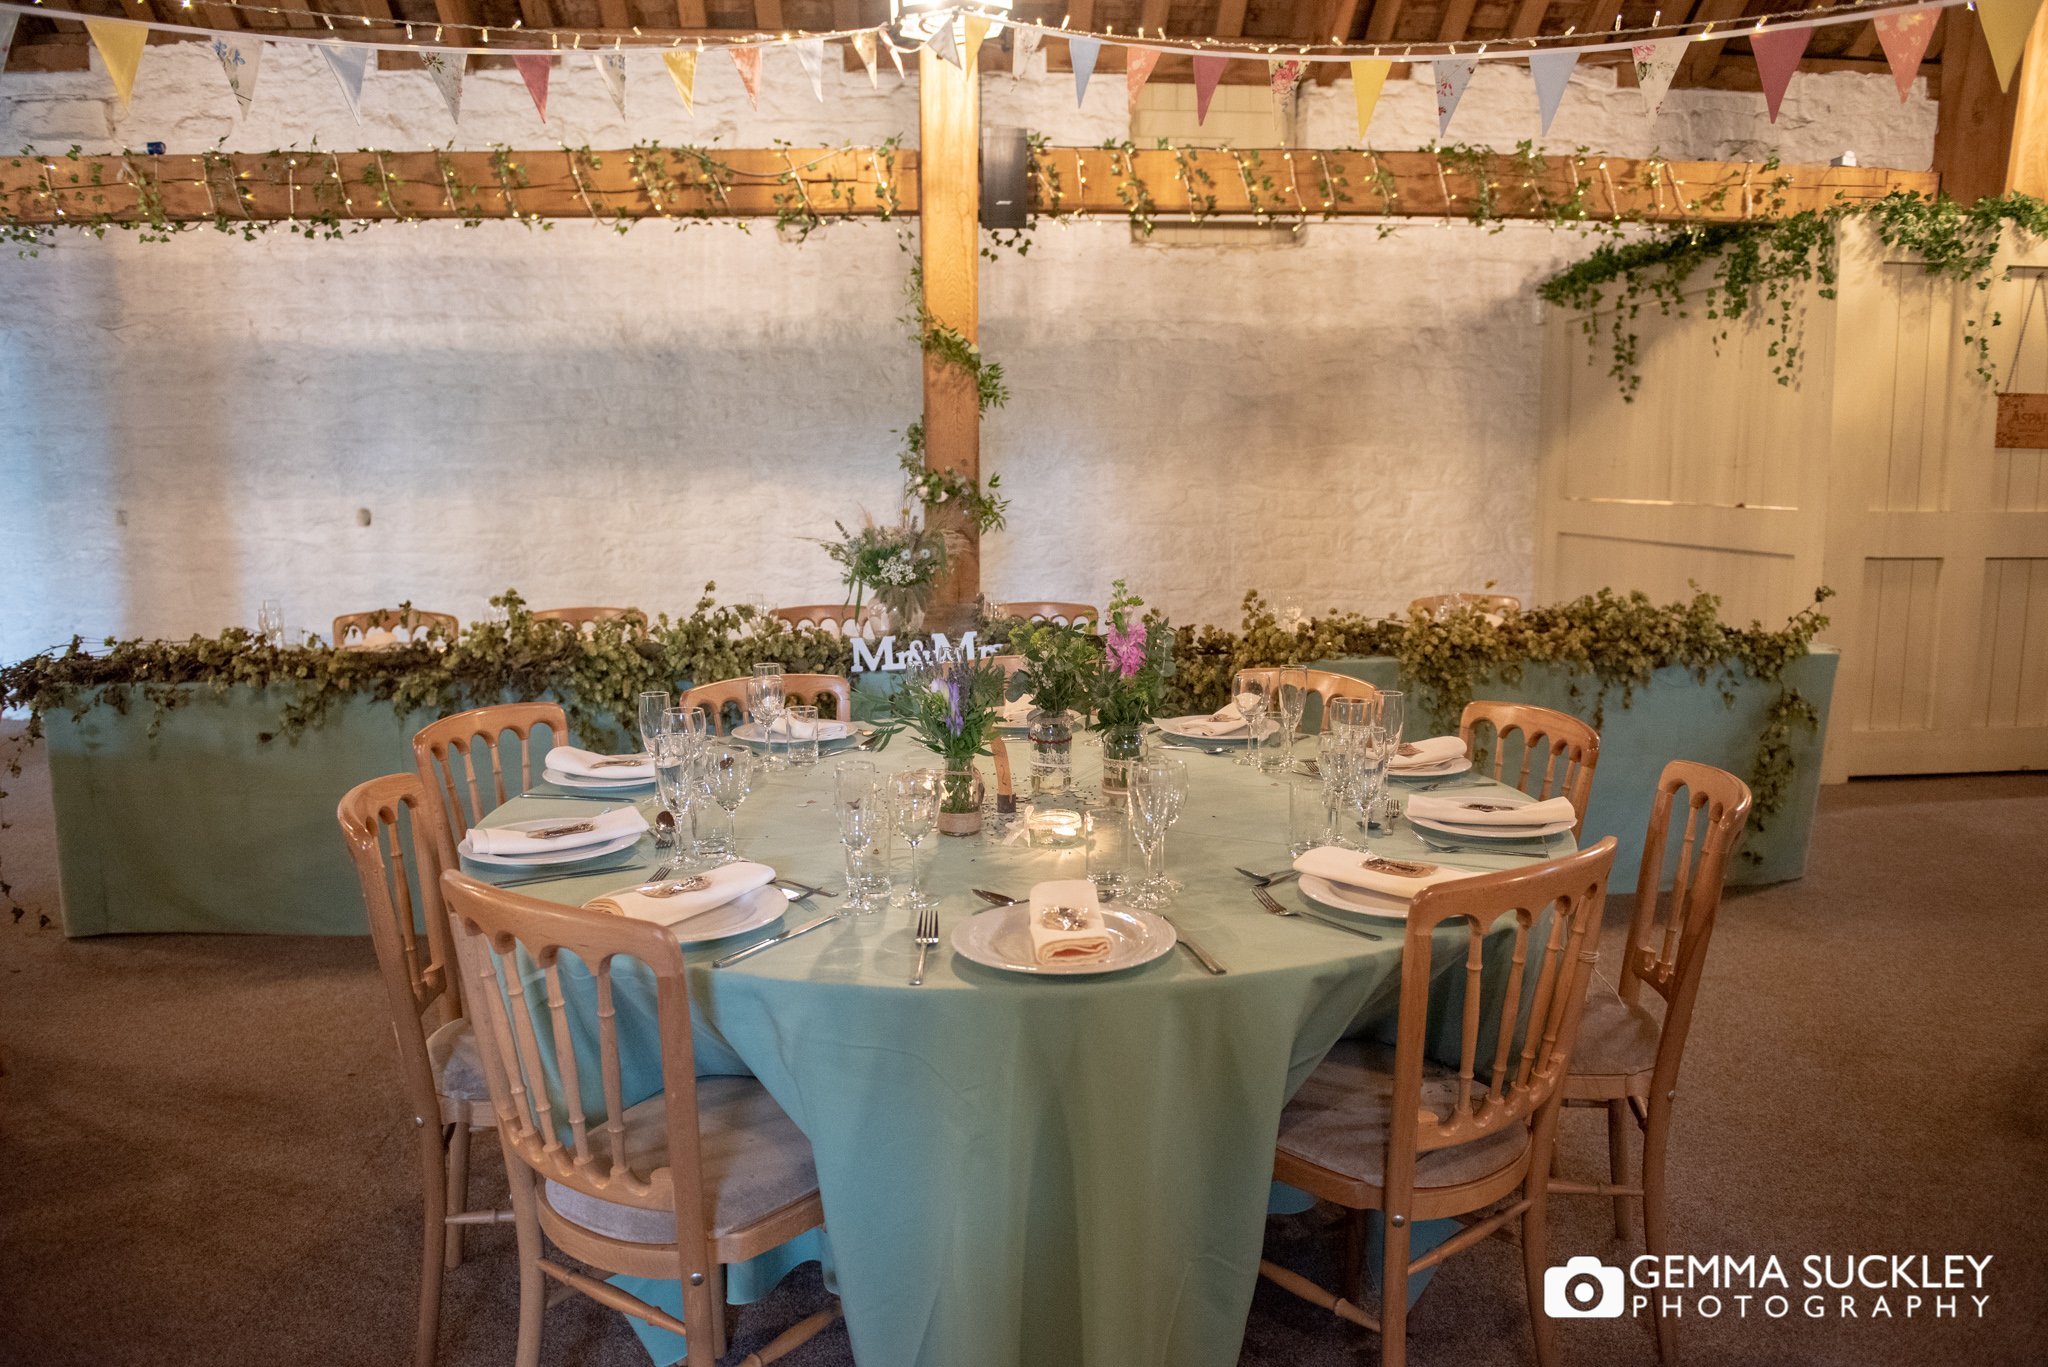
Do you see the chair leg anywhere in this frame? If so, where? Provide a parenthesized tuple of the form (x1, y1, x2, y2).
(414, 1123, 449, 1367)
(1380, 1217, 1410, 1367)
(1341, 1208, 1367, 1304)
(1522, 1181, 1558, 1367)
(1607, 1099, 1635, 1243)
(1642, 1098, 1678, 1365)
(444, 1123, 473, 1270)
(707, 1260, 729, 1361)
(505, 1170, 546, 1367)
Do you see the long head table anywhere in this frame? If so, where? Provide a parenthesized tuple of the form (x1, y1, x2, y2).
(469, 737, 1572, 1367)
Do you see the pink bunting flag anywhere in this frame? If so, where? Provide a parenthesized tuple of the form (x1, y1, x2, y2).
(513, 53, 551, 124)
(1126, 47, 1161, 116)
(1749, 25, 1809, 124)
(1192, 53, 1228, 124)
(1874, 8, 1938, 102)
(730, 45, 763, 109)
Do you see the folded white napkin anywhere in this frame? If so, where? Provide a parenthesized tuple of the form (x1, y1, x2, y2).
(1028, 879, 1114, 965)
(1292, 844, 1477, 898)
(1389, 736, 1468, 771)
(467, 807, 649, 857)
(1214, 693, 1264, 721)
(340, 627, 398, 652)
(584, 861, 776, 925)
(764, 714, 848, 741)
(1405, 794, 1576, 828)
(999, 694, 1037, 724)
(546, 745, 654, 781)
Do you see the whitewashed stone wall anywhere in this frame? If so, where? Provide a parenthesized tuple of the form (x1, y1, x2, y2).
(0, 39, 1933, 658)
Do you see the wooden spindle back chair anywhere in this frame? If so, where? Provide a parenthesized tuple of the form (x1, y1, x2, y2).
(988, 601, 1099, 632)
(1459, 701, 1600, 837)
(532, 606, 648, 634)
(1263, 838, 1617, 1367)
(334, 607, 459, 649)
(679, 673, 852, 734)
(772, 604, 877, 639)
(411, 703, 570, 858)
(1234, 667, 1381, 733)
(440, 872, 836, 1367)
(1407, 593, 1522, 618)
(1551, 761, 1750, 1364)
(337, 774, 506, 1367)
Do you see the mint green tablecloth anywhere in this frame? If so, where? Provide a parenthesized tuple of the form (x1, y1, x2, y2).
(474, 736, 1570, 1367)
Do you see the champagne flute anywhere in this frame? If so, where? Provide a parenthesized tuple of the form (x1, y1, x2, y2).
(256, 598, 285, 646)
(839, 785, 890, 915)
(705, 743, 757, 862)
(1125, 756, 1183, 909)
(638, 690, 672, 753)
(749, 663, 787, 770)
(1232, 671, 1270, 769)
(1373, 690, 1406, 829)
(1277, 667, 1309, 768)
(652, 730, 705, 873)
(1318, 736, 1359, 849)
(890, 769, 940, 913)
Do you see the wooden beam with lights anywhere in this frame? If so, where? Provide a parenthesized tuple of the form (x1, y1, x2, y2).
(1933, 6, 2048, 203)
(918, 45, 983, 620)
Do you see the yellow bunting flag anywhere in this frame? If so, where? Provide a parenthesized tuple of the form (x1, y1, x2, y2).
(963, 15, 990, 71)
(1349, 59, 1390, 139)
(663, 50, 699, 114)
(84, 18, 149, 111)
(1977, 0, 2046, 92)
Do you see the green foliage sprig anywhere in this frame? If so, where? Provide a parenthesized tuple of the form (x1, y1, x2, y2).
(899, 263, 1011, 536)
(1001, 619, 1100, 716)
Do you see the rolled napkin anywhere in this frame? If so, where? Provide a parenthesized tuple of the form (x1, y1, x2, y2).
(1405, 793, 1577, 828)
(1027, 879, 1114, 966)
(764, 713, 849, 741)
(998, 694, 1037, 724)
(546, 745, 655, 781)
(1293, 844, 1478, 898)
(467, 806, 649, 857)
(1214, 693, 1264, 722)
(584, 861, 777, 925)
(1388, 736, 1468, 771)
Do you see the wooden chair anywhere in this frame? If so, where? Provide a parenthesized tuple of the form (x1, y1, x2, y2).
(532, 607, 648, 633)
(412, 703, 571, 859)
(772, 604, 878, 640)
(334, 608, 460, 649)
(338, 775, 509, 1367)
(1459, 702, 1600, 838)
(1550, 762, 1751, 1364)
(1236, 667, 1380, 733)
(440, 871, 838, 1367)
(1261, 838, 1618, 1367)
(988, 601, 1099, 632)
(680, 674, 853, 733)
(1408, 593, 1521, 618)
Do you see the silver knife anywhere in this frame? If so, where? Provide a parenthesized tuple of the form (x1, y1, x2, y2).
(972, 888, 1022, 912)
(1160, 918, 1226, 974)
(711, 914, 836, 968)
(1289, 904, 1387, 942)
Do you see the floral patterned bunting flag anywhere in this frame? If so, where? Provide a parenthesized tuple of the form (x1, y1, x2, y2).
(210, 36, 262, 119)
(663, 50, 698, 113)
(1012, 26, 1041, 79)
(795, 36, 825, 99)
(853, 29, 881, 86)
(594, 51, 627, 116)
(1127, 47, 1161, 116)
(513, 53, 551, 124)
(1630, 37, 1689, 119)
(421, 50, 465, 125)
(1269, 58, 1305, 123)
(1873, 8, 1938, 102)
(1432, 57, 1476, 136)
(1749, 24, 1809, 123)
(1192, 53, 1228, 123)
(730, 44, 763, 107)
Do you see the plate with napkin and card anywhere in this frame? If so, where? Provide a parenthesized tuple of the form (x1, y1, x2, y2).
(1155, 696, 1282, 745)
(994, 695, 1082, 732)
(580, 860, 787, 945)
(732, 715, 866, 750)
(1291, 845, 1481, 920)
(543, 745, 656, 792)
(1385, 735, 1473, 780)
(951, 878, 1176, 977)
(460, 806, 651, 868)
(1404, 792, 1577, 842)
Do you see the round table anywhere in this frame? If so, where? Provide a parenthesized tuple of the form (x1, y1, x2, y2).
(471, 735, 1573, 1367)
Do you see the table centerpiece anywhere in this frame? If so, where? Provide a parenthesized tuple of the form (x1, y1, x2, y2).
(1092, 580, 1174, 794)
(872, 647, 1008, 835)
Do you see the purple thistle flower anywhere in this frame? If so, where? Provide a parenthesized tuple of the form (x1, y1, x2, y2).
(1107, 621, 1148, 679)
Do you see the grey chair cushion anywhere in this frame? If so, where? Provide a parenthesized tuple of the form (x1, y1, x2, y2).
(1276, 1041, 1530, 1189)
(543, 1076, 819, 1245)
(1568, 986, 1663, 1080)
(427, 1018, 491, 1103)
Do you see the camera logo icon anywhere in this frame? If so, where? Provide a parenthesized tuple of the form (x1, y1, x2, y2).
(1545, 1256, 1625, 1318)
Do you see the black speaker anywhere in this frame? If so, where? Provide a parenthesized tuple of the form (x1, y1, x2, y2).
(980, 125, 1030, 230)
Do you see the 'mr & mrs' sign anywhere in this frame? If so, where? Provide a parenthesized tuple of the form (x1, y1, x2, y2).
(851, 633, 1004, 673)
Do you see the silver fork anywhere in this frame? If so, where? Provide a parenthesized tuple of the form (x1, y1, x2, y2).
(910, 905, 939, 985)
(1252, 884, 1385, 941)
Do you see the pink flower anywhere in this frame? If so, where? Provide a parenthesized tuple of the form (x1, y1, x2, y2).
(1107, 621, 1147, 679)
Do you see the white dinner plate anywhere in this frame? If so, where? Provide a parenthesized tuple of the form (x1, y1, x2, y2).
(1387, 757, 1474, 780)
(1155, 715, 1279, 744)
(592, 883, 786, 944)
(732, 721, 865, 750)
(1406, 813, 1577, 841)
(1298, 872, 1414, 921)
(459, 823, 645, 868)
(950, 904, 1177, 977)
(542, 766, 655, 791)
(995, 708, 1083, 732)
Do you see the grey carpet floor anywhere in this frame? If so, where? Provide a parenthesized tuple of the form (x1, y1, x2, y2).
(2, 726, 2045, 1366)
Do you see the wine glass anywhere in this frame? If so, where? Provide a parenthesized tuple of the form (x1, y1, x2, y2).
(1279, 594, 1307, 634)
(1277, 668, 1309, 769)
(704, 743, 757, 862)
(652, 730, 707, 872)
(1125, 756, 1184, 909)
(749, 663, 787, 769)
(890, 770, 940, 913)
(1232, 671, 1270, 769)
(1350, 724, 1395, 850)
(1155, 754, 1189, 892)
(1318, 737, 1360, 849)
(1372, 689, 1407, 829)
(256, 598, 285, 646)
(838, 782, 891, 915)
(637, 690, 672, 753)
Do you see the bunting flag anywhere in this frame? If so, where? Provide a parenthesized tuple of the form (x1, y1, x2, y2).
(1070, 36, 1101, 104)
(1350, 58, 1389, 139)
(594, 51, 627, 116)
(795, 36, 825, 99)
(0, 13, 17, 75)
(963, 15, 990, 70)
(1192, 53, 1228, 123)
(1269, 57, 1305, 123)
(421, 50, 465, 124)
(1873, 8, 1938, 101)
(730, 44, 763, 107)
(512, 53, 551, 123)
(321, 43, 370, 123)
(1012, 26, 1041, 80)
(1529, 48, 1577, 134)
(1432, 57, 1475, 136)
(853, 29, 880, 86)
(1127, 47, 1161, 115)
(929, 16, 962, 68)
(663, 49, 698, 113)
(1976, 0, 2044, 91)
(1749, 25, 1809, 123)
(1631, 37, 1689, 119)
(210, 35, 261, 119)
(84, 19, 148, 111)
(886, 35, 906, 78)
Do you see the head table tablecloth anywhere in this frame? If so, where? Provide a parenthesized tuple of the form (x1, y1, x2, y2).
(468, 735, 1574, 1367)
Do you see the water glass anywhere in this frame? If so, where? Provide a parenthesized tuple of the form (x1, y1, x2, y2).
(637, 690, 672, 753)
(784, 704, 821, 768)
(652, 731, 706, 872)
(1085, 802, 1128, 901)
(1288, 775, 1327, 855)
(256, 598, 285, 646)
(890, 769, 940, 913)
(665, 706, 709, 748)
(839, 787, 891, 915)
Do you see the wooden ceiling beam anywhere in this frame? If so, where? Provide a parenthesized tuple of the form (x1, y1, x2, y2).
(755, 0, 787, 31)
(1214, 0, 1248, 37)
(1436, 0, 1478, 43)
(1507, 0, 1549, 39)
(1363, 0, 1405, 42)
(1581, 0, 1623, 40)
(1137, 0, 1171, 38)
(676, 0, 708, 25)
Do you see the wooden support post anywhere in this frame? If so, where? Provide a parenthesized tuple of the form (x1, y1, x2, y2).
(918, 44, 982, 621)
(1935, 5, 2048, 203)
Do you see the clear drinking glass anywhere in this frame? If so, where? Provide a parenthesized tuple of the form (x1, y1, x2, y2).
(1351, 724, 1395, 848)
(1277, 667, 1309, 769)
(1288, 774, 1327, 855)
(890, 769, 940, 913)
(652, 731, 707, 873)
(1319, 738, 1360, 849)
(1125, 756, 1185, 909)
(784, 704, 821, 768)
(839, 790, 889, 915)
(1232, 671, 1270, 769)
(1085, 802, 1128, 901)
(749, 663, 787, 769)
(1156, 754, 1189, 891)
(704, 743, 757, 862)
(1373, 690, 1407, 828)
(256, 598, 285, 646)
(665, 706, 709, 747)
(1279, 594, 1307, 634)
(638, 690, 672, 753)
